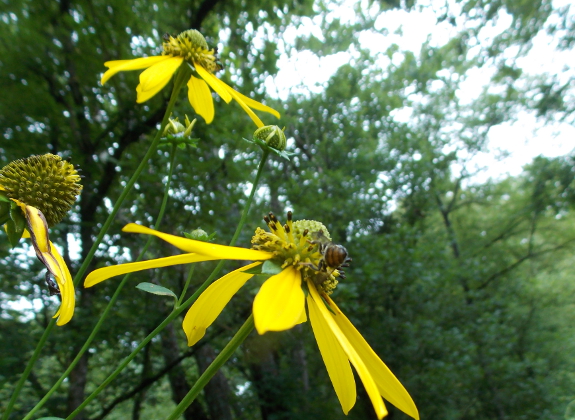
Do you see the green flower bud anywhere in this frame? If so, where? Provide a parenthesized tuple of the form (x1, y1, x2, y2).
(163, 115, 196, 138)
(253, 125, 287, 151)
(183, 228, 215, 242)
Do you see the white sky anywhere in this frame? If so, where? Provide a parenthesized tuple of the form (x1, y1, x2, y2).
(263, 0, 575, 183)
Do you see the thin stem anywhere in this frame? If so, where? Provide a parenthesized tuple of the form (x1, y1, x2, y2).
(165, 314, 255, 420)
(65, 149, 270, 419)
(15, 76, 188, 420)
(177, 265, 195, 307)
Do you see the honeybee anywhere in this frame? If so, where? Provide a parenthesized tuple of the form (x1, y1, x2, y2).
(306, 230, 352, 277)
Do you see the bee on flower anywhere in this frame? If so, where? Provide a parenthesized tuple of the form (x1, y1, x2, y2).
(85, 212, 419, 419)
(0, 154, 82, 325)
(101, 29, 280, 127)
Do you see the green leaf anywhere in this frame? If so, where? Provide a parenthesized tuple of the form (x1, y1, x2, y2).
(6, 204, 26, 247)
(320, 294, 337, 315)
(37, 417, 66, 420)
(135, 282, 177, 299)
(0, 200, 11, 225)
(242, 265, 263, 275)
(261, 260, 283, 275)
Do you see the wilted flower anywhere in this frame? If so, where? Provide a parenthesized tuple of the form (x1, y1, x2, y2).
(0, 154, 82, 325)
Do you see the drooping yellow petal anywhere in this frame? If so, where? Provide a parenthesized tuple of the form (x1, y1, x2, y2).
(194, 65, 232, 103)
(84, 253, 218, 288)
(101, 56, 171, 85)
(327, 296, 420, 420)
(225, 87, 280, 119)
(136, 57, 184, 103)
(183, 262, 260, 346)
(307, 293, 356, 414)
(24, 206, 49, 253)
(308, 283, 387, 420)
(50, 241, 75, 325)
(122, 223, 273, 261)
(187, 75, 215, 124)
(253, 266, 305, 334)
(23, 206, 75, 325)
(222, 86, 265, 128)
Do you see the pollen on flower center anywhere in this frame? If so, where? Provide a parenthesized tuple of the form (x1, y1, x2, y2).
(251, 211, 344, 295)
(162, 29, 221, 73)
(0, 154, 82, 227)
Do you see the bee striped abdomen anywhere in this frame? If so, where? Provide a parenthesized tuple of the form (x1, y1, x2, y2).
(324, 244, 349, 269)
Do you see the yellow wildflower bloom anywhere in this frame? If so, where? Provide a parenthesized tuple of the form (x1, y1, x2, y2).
(101, 29, 280, 127)
(85, 213, 418, 419)
(0, 154, 82, 325)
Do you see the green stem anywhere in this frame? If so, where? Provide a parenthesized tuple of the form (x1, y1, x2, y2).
(11, 72, 188, 420)
(65, 149, 270, 419)
(177, 265, 195, 307)
(166, 314, 255, 420)
(22, 142, 180, 420)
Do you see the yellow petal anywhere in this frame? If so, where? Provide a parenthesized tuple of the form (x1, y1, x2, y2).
(101, 56, 170, 85)
(297, 304, 307, 324)
(122, 223, 273, 261)
(253, 266, 305, 334)
(308, 283, 387, 419)
(187, 75, 215, 124)
(22, 206, 75, 325)
(24, 206, 50, 253)
(136, 56, 184, 103)
(307, 293, 356, 414)
(226, 88, 280, 119)
(223, 86, 265, 128)
(195, 65, 232, 103)
(50, 241, 75, 325)
(183, 262, 259, 346)
(84, 253, 217, 288)
(327, 296, 420, 420)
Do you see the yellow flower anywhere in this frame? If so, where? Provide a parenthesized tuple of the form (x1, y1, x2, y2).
(101, 29, 280, 127)
(0, 154, 82, 325)
(84, 213, 418, 419)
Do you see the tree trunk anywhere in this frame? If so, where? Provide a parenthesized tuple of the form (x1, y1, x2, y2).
(196, 344, 234, 420)
(161, 323, 209, 420)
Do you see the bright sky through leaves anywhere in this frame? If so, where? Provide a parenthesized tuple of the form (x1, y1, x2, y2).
(262, 0, 575, 183)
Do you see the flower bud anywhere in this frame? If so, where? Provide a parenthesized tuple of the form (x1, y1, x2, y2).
(253, 125, 286, 151)
(183, 228, 215, 242)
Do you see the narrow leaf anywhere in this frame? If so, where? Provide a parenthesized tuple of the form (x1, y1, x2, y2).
(136, 282, 177, 299)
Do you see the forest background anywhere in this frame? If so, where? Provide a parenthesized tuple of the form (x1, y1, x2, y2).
(1, 0, 575, 419)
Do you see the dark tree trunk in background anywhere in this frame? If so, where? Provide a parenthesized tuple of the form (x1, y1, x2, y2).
(161, 323, 209, 420)
(65, 351, 88, 420)
(196, 344, 234, 420)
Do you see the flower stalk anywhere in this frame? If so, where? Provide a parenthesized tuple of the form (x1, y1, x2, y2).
(166, 314, 255, 420)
